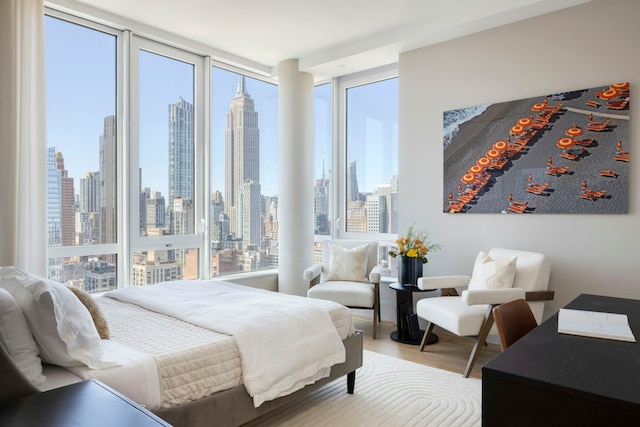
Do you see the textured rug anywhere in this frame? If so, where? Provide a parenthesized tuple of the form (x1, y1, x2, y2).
(243, 350, 481, 427)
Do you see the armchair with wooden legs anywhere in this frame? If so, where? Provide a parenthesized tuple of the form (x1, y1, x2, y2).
(304, 240, 381, 339)
(415, 248, 553, 377)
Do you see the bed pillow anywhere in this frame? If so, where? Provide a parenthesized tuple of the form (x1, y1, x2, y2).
(0, 266, 117, 369)
(325, 243, 369, 283)
(0, 287, 46, 386)
(67, 286, 110, 340)
(467, 251, 517, 290)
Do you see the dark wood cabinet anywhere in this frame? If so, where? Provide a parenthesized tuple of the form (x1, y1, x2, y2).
(483, 294, 640, 426)
(0, 379, 172, 427)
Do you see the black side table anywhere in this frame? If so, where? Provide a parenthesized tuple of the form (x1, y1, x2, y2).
(389, 282, 438, 345)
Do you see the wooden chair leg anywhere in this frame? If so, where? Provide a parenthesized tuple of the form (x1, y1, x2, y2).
(463, 304, 496, 378)
(419, 322, 435, 351)
(372, 305, 378, 340)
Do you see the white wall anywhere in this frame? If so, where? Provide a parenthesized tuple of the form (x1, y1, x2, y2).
(398, 0, 640, 319)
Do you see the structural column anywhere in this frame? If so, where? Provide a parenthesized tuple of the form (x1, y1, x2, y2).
(277, 59, 314, 296)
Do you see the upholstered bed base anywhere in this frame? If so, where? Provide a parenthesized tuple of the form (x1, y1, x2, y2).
(152, 330, 363, 427)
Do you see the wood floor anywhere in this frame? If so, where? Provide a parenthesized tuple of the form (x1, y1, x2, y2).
(353, 316, 501, 380)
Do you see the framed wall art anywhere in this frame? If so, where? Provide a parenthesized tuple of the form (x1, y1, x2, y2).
(443, 83, 629, 214)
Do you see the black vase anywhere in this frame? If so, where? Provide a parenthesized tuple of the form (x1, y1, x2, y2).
(399, 256, 424, 286)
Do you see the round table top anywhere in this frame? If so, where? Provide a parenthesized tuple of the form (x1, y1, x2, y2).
(388, 282, 434, 292)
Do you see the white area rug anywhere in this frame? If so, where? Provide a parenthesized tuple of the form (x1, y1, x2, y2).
(243, 350, 481, 426)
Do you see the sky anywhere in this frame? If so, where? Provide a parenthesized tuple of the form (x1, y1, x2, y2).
(45, 15, 396, 205)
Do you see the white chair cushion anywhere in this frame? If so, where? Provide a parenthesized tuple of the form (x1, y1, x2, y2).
(468, 251, 517, 290)
(308, 281, 375, 308)
(325, 243, 369, 283)
(417, 296, 494, 336)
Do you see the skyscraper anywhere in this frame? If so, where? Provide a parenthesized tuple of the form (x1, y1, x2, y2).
(168, 98, 194, 205)
(78, 171, 100, 214)
(55, 152, 75, 247)
(224, 76, 260, 238)
(47, 147, 61, 247)
(239, 179, 261, 249)
(100, 115, 117, 245)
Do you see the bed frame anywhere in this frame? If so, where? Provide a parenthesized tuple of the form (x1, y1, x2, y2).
(1, 331, 363, 427)
(152, 330, 363, 427)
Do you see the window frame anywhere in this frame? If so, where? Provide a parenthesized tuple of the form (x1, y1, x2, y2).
(128, 36, 209, 280)
(44, 6, 281, 289)
(335, 65, 399, 243)
(44, 9, 126, 287)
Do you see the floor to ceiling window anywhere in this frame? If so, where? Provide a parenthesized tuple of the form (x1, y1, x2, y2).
(210, 66, 279, 277)
(316, 68, 398, 274)
(45, 9, 279, 291)
(45, 13, 120, 292)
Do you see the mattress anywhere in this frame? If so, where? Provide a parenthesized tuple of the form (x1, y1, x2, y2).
(68, 289, 355, 410)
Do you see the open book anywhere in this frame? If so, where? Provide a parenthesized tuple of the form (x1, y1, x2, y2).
(558, 308, 636, 342)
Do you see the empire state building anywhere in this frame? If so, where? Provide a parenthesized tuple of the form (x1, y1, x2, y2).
(224, 75, 260, 240)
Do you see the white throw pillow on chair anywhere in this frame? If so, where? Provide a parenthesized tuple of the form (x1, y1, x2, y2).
(468, 251, 517, 290)
(325, 243, 369, 283)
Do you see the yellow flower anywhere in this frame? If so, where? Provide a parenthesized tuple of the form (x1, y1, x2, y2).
(388, 224, 442, 263)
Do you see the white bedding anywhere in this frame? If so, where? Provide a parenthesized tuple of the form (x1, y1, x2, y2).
(105, 280, 349, 407)
(97, 296, 242, 409)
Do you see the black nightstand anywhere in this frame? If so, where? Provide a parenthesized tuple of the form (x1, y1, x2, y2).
(389, 282, 438, 345)
(0, 379, 172, 427)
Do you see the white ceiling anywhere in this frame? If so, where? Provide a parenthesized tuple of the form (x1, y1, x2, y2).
(54, 0, 591, 81)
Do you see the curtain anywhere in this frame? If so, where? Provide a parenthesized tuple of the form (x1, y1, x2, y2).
(0, 0, 47, 275)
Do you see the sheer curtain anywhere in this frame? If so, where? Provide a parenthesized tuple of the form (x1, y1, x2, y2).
(0, 0, 47, 275)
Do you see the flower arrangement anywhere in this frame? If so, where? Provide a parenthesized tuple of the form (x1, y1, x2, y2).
(389, 224, 442, 264)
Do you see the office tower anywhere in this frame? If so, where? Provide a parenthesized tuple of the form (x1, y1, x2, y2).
(377, 184, 391, 233)
(47, 147, 62, 247)
(173, 196, 194, 236)
(78, 171, 100, 213)
(75, 211, 99, 245)
(224, 75, 260, 237)
(390, 175, 399, 234)
(54, 152, 76, 247)
(366, 194, 387, 233)
(347, 160, 360, 202)
(139, 169, 147, 235)
(168, 98, 194, 203)
(346, 202, 367, 232)
(314, 165, 330, 235)
(239, 180, 261, 249)
(146, 191, 166, 231)
(210, 191, 224, 242)
(100, 115, 117, 245)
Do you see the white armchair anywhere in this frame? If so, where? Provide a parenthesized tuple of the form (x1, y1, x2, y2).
(304, 240, 382, 339)
(415, 248, 553, 377)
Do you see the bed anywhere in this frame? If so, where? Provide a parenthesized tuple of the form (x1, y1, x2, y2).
(0, 267, 363, 427)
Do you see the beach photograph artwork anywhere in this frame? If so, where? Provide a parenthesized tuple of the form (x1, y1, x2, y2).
(443, 83, 630, 214)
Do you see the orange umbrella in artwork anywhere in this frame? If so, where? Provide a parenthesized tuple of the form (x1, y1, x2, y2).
(461, 173, 475, 184)
(510, 125, 526, 135)
(493, 140, 508, 151)
(468, 165, 483, 175)
(531, 99, 548, 112)
(610, 82, 629, 91)
(598, 88, 619, 100)
(476, 157, 491, 167)
(565, 123, 584, 138)
(517, 116, 533, 127)
(486, 149, 501, 159)
(556, 137, 574, 150)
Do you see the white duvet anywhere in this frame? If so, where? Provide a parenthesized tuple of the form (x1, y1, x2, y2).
(105, 280, 346, 407)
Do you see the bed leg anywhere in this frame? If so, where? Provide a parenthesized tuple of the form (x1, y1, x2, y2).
(347, 370, 356, 394)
